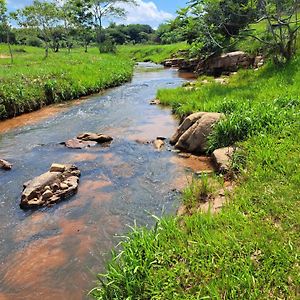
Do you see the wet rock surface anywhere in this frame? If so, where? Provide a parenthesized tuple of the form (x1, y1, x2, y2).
(172, 112, 224, 153)
(0, 159, 12, 170)
(149, 99, 160, 105)
(20, 164, 80, 209)
(153, 139, 165, 150)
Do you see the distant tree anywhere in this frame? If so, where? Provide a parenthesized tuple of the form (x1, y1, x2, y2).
(13, 0, 60, 58)
(80, 0, 137, 51)
(0, 0, 13, 63)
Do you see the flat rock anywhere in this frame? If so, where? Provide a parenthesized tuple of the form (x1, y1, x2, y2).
(0, 159, 12, 170)
(174, 112, 224, 153)
(65, 138, 97, 149)
(20, 164, 80, 209)
(212, 147, 235, 174)
(77, 133, 113, 143)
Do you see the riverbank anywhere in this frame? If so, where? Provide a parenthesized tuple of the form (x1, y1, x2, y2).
(0, 43, 186, 120)
(91, 58, 300, 298)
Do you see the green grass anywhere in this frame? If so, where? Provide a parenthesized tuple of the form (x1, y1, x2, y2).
(0, 45, 134, 119)
(118, 42, 189, 64)
(91, 55, 300, 299)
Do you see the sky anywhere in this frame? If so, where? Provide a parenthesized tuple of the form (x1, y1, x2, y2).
(6, 0, 188, 28)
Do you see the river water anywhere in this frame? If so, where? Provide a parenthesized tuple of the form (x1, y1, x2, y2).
(0, 63, 212, 300)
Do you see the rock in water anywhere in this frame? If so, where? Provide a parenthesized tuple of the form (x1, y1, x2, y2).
(172, 112, 224, 153)
(20, 163, 80, 209)
(0, 159, 12, 170)
(212, 147, 235, 174)
(77, 133, 113, 143)
(153, 139, 165, 150)
(65, 138, 97, 149)
(149, 99, 160, 105)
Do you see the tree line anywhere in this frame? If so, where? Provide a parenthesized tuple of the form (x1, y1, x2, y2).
(0, 0, 159, 56)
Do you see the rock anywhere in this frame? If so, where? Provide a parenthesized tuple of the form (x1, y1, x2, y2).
(178, 153, 191, 158)
(173, 112, 224, 153)
(50, 163, 66, 173)
(153, 139, 164, 150)
(163, 58, 185, 68)
(77, 133, 113, 144)
(60, 183, 69, 190)
(149, 99, 160, 105)
(197, 51, 254, 76)
(212, 147, 235, 174)
(170, 112, 207, 145)
(42, 190, 53, 200)
(20, 164, 80, 209)
(65, 138, 97, 149)
(0, 159, 12, 170)
(254, 55, 264, 68)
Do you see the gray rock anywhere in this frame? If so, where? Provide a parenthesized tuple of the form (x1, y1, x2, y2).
(0, 159, 12, 171)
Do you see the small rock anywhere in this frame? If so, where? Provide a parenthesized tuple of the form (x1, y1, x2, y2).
(149, 99, 160, 105)
(44, 186, 51, 190)
(65, 138, 97, 149)
(212, 147, 235, 174)
(50, 163, 66, 173)
(60, 183, 69, 190)
(153, 139, 164, 150)
(77, 133, 113, 144)
(42, 190, 53, 200)
(0, 159, 12, 171)
(51, 183, 59, 192)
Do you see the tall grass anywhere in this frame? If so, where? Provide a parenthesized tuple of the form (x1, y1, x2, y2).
(92, 55, 300, 299)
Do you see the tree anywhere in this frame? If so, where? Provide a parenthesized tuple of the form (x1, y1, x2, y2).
(79, 0, 137, 52)
(247, 0, 300, 63)
(0, 0, 13, 63)
(13, 0, 60, 58)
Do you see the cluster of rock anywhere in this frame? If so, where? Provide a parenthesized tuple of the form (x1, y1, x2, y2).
(163, 51, 264, 76)
(0, 159, 12, 171)
(64, 132, 113, 149)
(20, 163, 80, 209)
(171, 112, 224, 153)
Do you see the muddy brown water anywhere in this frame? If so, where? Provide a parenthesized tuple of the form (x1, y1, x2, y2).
(0, 63, 212, 300)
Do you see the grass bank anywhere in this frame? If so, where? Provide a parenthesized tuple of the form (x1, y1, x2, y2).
(91, 58, 300, 299)
(0, 45, 134, 120)
(119, 42, 188, 64)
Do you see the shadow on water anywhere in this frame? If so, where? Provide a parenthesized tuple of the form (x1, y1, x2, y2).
(0, 63, 211, 299)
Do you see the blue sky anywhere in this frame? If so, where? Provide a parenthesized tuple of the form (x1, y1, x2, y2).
(7, 0, 188, 28)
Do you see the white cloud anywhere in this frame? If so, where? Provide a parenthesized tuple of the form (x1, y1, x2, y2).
(117, 0, 174, 28)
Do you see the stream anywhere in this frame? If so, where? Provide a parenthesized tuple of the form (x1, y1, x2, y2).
(0, 63, 212, 300)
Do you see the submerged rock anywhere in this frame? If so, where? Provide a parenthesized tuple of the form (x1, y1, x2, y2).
(212, 147, 235, 174)
(172, 112, 224, 154)
(20, 163, 80, 209)
(0, 159, 12, 170)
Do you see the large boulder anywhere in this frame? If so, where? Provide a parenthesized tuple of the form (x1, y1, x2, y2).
(0, 159, 12, 170)
(212, 147, 235, 174)
(173, 112, 224, 153)
(20, 163, 80, 209)
(197, 51, 254, 76)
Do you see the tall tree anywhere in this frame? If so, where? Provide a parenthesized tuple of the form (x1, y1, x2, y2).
(77, 0, 137, 51)
(13, 0, 60, 58)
